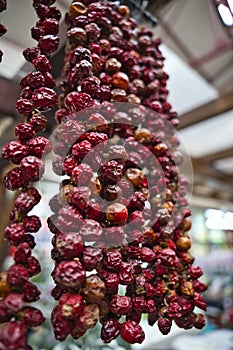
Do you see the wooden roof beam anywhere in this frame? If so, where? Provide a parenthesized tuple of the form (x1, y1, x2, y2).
(178, 90, 233, 130)
(191, 158, 233, 189)
(147, 0, 173, 13)
(199, 147, 233, 163)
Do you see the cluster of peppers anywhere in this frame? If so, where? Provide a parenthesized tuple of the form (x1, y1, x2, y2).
(0, 0, 7, 61)
(0, 0, 61, 349)
(0, 0, 207, 348)
(48, 0, 207, 345)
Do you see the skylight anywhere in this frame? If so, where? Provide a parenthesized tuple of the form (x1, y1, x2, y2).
(217, 3, 233, 26)
(161, 45, 218, 115)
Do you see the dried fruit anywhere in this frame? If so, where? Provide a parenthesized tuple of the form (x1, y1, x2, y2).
(120, 320, 145, 344)
(19, 306, 45, 327)
(26, 256, 41, 277)
(0, 321, 27, 350)
(189, 266, 203, 279)
(176, 235, 192, 250)
(80, 247, 103, 271)
(79, 219, 102, 241)
(14, 190, 41, 214)
(4, 224, 25, 246)
(119, 262, 134, 285)
(55, 232, 84, 259)
(0, 2, 61, 341)
(72, 163, 93, 185)
(72, 140, 92, 159)
(7, 264, 29, 286)
(124, 168, 143, 187)
(99, 270, 119, 294)
(22, 281, 41, 302)
(32, 87, 58, 111)
(69, 1, 87, 19)
(103, 249, 122, 271)
(98, 160, 123, 185)
(15, 123, 35, 142)
(29, 112, 47, 132)
(81, 274, 106, 303)
(106, 202, 128, 225)
(158, 317, 172, 335)
(22, 215, 41, 233)
(2, 141, 29, 164)
(14, 243, 32, 264)
(105, 58, 121, 74)
(3, 168, 28, 191)
(64, 92, 94, 112)
(112, 72, 129, 90)
(4, 293, 24, 313)
(38, 34, 60, 54)
(15, 99, 33, 117)
(20, 156, 45, 182)
(51, 306, 72, 341)
(194, 313, 206, 329)
(101, 319, 121, 343)
(110, 295, 132, 315)
(0, 272, 12, 298)
(52, 260, 86, 290)
(28, 136, 52, 158)
(58, 293, 84, 319)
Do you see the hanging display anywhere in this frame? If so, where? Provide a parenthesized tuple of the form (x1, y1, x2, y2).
(0, 1, 207, 349)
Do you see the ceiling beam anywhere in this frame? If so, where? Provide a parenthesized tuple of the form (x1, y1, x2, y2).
(192, 158, 230, 181)
(199, 147, 233, 163)
(191, 194, 233, 211)
(178, 90, 233, 130)
(147, 0, 173, 13)
(193, 185, 233, 204)
(215, 172, 233, 184)
(191, 158, 233, 189)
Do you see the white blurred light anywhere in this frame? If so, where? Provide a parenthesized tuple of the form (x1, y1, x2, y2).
(214, 156, 233, 174)
(217, 4, 233, 26)
(227, 0, 233, 14)
(205, 209, 222, 218)
(205, 209, 233, 230)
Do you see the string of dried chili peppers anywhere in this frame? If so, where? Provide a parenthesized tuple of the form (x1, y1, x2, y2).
(48, 0, 207, 346)
(0, 1, 61, 349)
(0, 0, 7, 62)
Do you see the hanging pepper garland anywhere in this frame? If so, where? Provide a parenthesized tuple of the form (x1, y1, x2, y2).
(0, 0, 207, 348)
(0, 0, 61, 349)
(48, 0, 207, 345)
(0, 0, 7, 62)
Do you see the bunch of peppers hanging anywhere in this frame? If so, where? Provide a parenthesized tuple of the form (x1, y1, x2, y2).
(0, 1, 207, 349)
